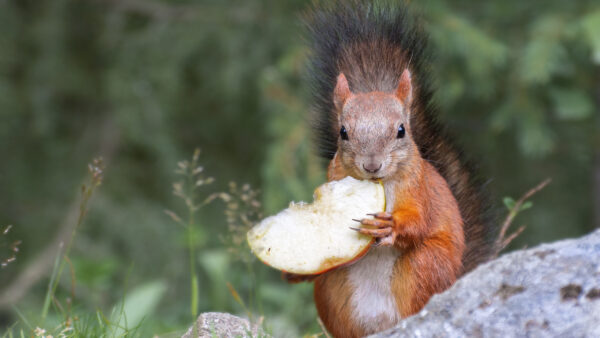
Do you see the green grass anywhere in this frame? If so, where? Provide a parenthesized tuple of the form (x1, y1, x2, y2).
(2, 151, 325, 337)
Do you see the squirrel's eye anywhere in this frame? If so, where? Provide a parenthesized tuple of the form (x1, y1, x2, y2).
(397, 124, 405, 139)
(340, 125, 349, 140)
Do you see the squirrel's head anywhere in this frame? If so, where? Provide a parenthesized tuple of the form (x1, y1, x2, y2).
(333, 68, 418, 181)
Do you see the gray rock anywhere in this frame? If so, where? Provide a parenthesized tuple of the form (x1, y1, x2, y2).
(372, 229, 600, 338)
(181, 312, 267, 338)
(183, 231, 600, 337)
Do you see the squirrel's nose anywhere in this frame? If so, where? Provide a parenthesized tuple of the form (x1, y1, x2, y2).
(363, 162, 382, 174)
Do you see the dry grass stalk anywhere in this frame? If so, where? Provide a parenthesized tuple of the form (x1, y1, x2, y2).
(494, 178, 552, 257)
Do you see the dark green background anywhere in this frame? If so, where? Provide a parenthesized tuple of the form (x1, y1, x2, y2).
(1, 0, 598, 336)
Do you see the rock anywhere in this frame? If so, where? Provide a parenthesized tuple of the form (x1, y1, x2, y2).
(183, 231, 600, 337)
(372, 229, 600, 338)
(181, 312, 267, 338)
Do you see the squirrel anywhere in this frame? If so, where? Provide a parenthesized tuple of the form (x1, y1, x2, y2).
(283, 1, 496, 337)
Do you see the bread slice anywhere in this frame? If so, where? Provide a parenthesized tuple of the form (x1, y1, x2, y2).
(247, 177, 385, 275)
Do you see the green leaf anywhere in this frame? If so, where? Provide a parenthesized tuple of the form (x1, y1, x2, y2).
(520, 201, 534, 211)
(550, 88, 593, 120)
(111, 280, 167, 335)
(503, 197, 516, 210)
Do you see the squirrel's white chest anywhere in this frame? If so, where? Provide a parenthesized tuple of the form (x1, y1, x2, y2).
(348, 246, 402, 332)
(347, 180, 402, 331)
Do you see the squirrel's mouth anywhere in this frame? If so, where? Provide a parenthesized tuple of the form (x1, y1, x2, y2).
(350, 165, 387, 181)
(350, 172, 383, 182)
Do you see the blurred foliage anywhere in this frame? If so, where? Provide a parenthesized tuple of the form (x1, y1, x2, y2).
(0, 0, 598, 336)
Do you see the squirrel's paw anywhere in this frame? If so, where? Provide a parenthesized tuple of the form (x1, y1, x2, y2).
(351, 212, 396, 246)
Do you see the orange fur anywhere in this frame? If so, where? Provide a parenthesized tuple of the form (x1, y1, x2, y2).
(314, 269, 368, 338)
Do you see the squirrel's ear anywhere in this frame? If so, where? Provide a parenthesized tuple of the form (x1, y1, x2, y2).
(334, 73, 351, 112)
(395, 68, 413, 107)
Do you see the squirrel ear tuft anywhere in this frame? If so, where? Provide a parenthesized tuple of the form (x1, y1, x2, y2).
(396, 68, 413, 107)
(333, 73, 351, 112)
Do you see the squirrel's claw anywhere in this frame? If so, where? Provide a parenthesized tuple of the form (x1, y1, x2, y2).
(349, 226, 392, 238)
(367, 212, 393, 220)
(359, 218, 394, 228)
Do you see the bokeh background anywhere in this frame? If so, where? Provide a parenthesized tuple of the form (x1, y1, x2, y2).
(1, 0, 599, 336)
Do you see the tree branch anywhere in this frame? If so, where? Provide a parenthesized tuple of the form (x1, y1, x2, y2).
(494, 178, 551, 257)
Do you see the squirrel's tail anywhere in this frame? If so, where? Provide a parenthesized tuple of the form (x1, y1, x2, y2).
(304, 0, 496, 272)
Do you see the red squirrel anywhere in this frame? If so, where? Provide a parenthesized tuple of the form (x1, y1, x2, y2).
(286, 1, 496, 337)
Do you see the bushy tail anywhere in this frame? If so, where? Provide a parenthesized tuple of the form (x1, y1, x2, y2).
(304, 0, 496, 272)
